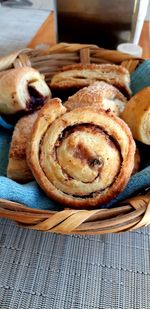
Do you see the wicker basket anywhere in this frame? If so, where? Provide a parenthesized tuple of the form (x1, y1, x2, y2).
(0, 42, 149, 234)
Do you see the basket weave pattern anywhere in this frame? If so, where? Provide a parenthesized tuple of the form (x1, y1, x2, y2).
(0, 194, 150, 234)
(0, 43, 149, 234)
(0, 43, 142, 80)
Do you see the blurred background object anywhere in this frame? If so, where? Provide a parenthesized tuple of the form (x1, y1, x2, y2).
(131, 0, 149, 45)
(0, 0, 55, 9)
(0, 0, 149, 54)
(0, 0, 57, 54)
(0, 0, 32, 6)
(56, 0, 149, 49)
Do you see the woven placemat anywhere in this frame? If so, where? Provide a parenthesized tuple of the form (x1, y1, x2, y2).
(0, 217, 150, 309)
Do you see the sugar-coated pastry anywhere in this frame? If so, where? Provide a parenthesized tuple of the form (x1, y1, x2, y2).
(121, 87, 150, 145)
(0, 67, 51, 114)
(50, 63, 131, 99)
(64, 81, 127, 116)
(27, 98, 135, 209)
(7, 111, 38, 182)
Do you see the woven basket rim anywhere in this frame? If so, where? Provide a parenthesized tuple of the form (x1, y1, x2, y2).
(0, 43, 149, 234)
(0, 192, 150, 234)
(0, 42, 143, 77)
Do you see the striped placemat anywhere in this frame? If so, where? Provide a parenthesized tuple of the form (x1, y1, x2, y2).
(0, 218, 150, 308)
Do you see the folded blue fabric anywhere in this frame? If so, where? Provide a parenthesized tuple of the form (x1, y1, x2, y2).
(0, 60, 150, 210)
(0, 116, 14, 130)
(131, 59, 150, 95)
(0, 127, 61, 210)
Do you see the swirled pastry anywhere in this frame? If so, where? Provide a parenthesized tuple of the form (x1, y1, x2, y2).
(7, 111, 38, 182)
(0, 67, 51, 114)
(64, 81, 127, 116)
(121, 87, 150, 145)
(27, 98, 135, 209)
(50, 63, 131, 99)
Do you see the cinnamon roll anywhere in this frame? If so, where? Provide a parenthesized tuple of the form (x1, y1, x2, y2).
(64, 81, 127, 116)
(121, 87, 150, 145)
(7, 111, 38, 182)
(27, 98, 135, 209)
(50, 63, 131, 99)
(0, 67, 51, 114)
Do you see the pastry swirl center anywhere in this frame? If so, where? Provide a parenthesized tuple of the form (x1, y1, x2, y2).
(40, 124, 121, 196)
(57, 131, 104, 183)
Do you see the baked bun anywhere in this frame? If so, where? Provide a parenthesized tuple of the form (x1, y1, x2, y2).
(27, 98, 135, 209)
(50, 63, 131, 99)
(7, 111, 38, 182)
(0, 67, 51, 114)
(121, 87, 150, 145)
(64, 81, 127, 116)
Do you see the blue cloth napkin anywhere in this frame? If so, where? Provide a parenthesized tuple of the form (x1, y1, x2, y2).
(131, 59, 150, 95)
(0, 60, 150, 210)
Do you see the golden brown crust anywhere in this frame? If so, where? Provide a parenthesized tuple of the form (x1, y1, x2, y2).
(121, 87, 150, 145)
(7, 111, 39, 182)
(132, 147, 141, 175)
(50, 63, 131, 99)
(64, 81, 127, 116)
(61, 63, 129, 74)
(27, 99, 135, 209)
(0, 67, 51, 114)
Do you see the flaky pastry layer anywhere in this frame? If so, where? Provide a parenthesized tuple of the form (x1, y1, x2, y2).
(7, 111, 38, 182)
(121, 87, 150, 145)
(0, 67, 51, 114)
(27, 98, 135, 209)
(50, 63, 131, 98)
(64, 81, 127, 116)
